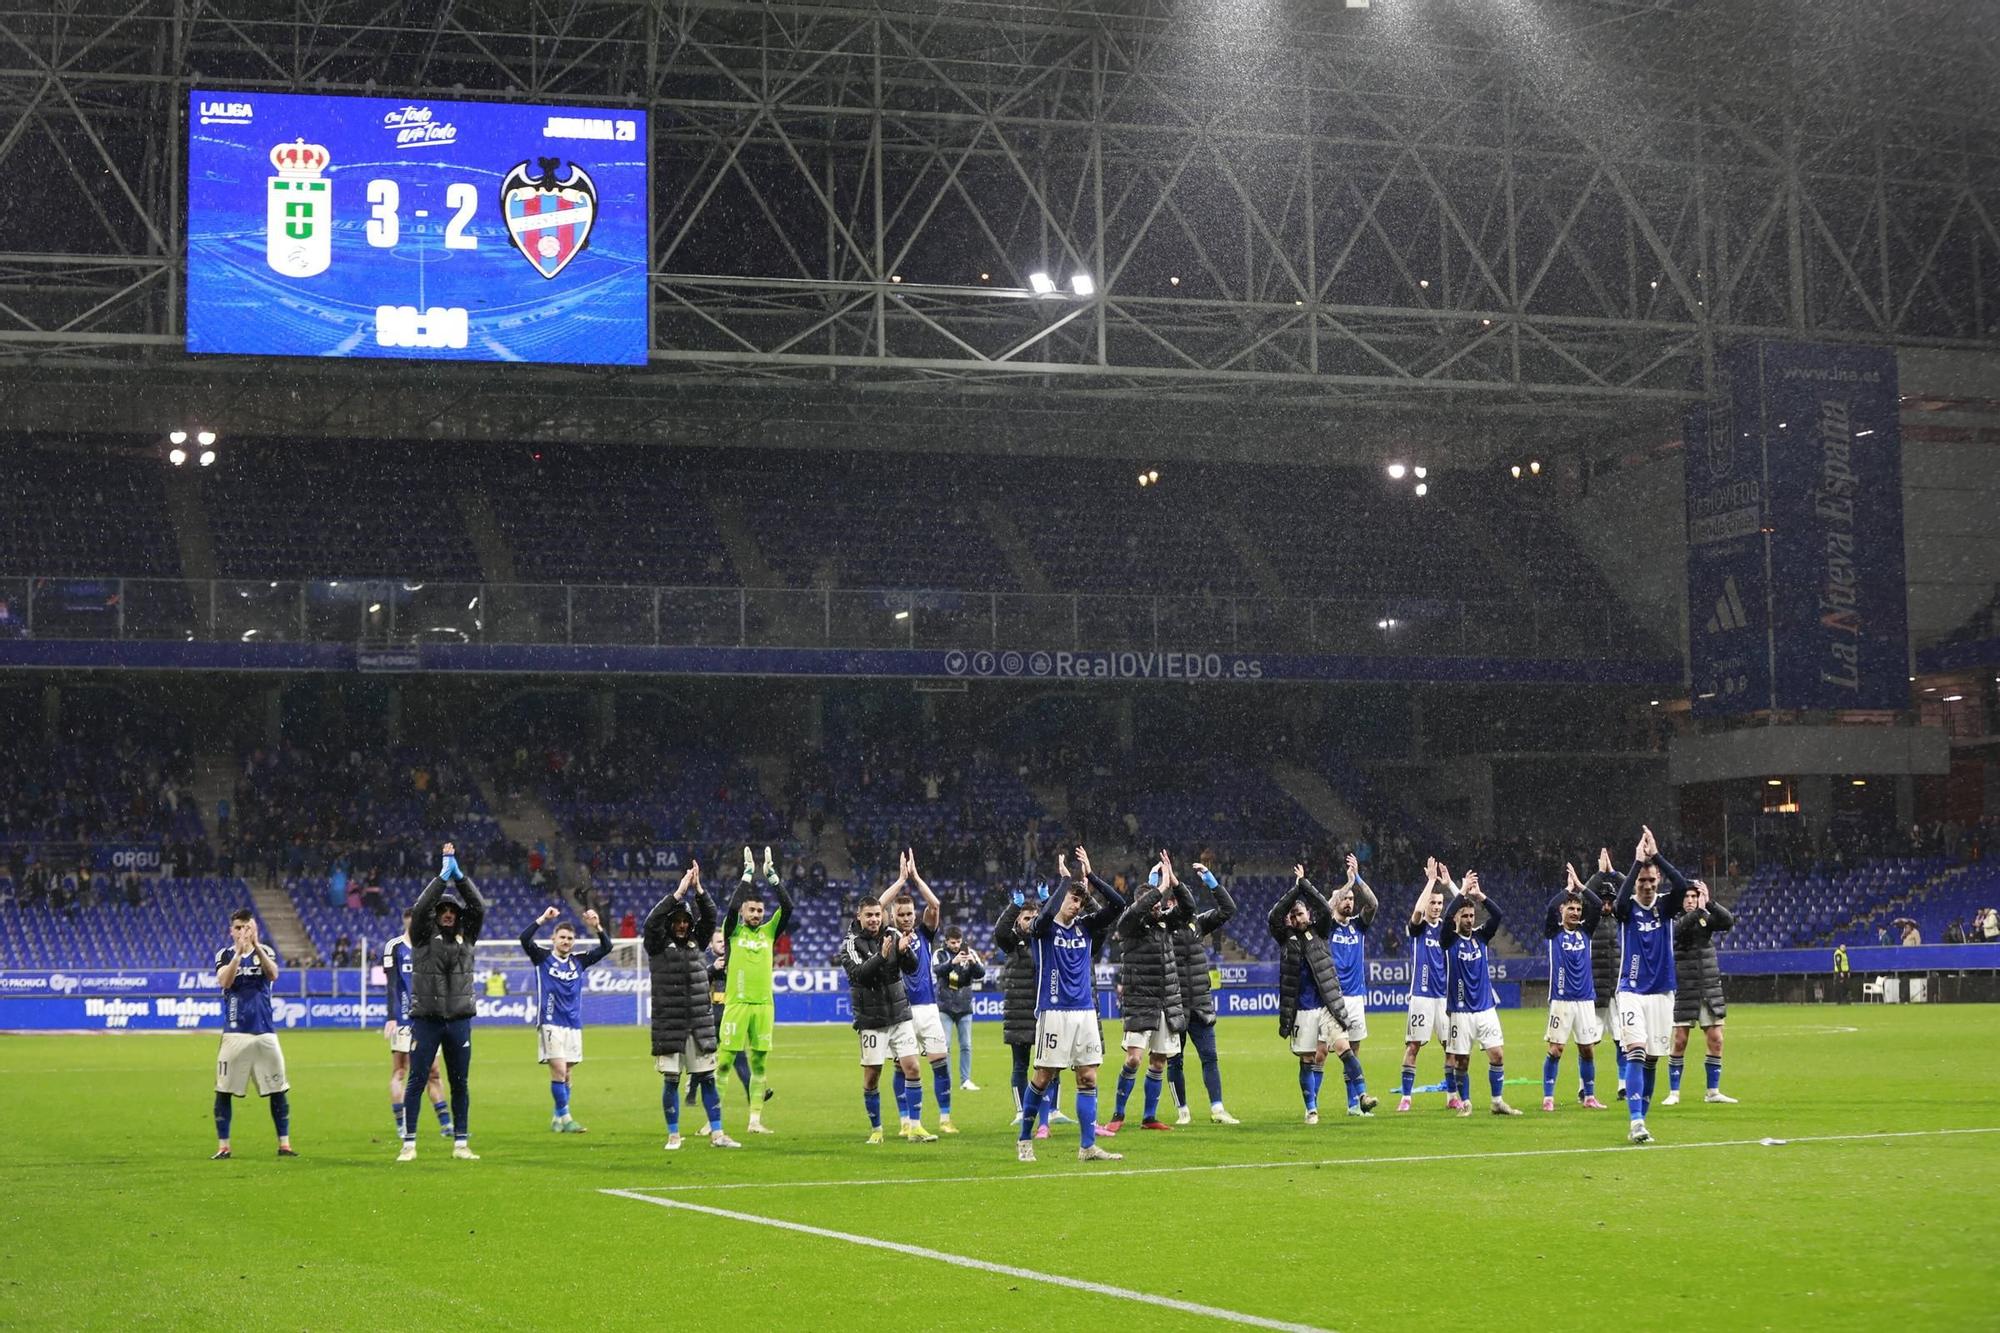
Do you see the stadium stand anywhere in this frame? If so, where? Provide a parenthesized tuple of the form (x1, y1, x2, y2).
(486, 451, 736, 587)
(199, 446, 483, 580)
(0, 445, 181, 578)
(0, 878, 273, 968)
(1722, 857, 1950, 951)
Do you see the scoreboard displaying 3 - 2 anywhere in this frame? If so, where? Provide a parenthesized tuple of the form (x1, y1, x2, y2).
(186, 90, 649, 365)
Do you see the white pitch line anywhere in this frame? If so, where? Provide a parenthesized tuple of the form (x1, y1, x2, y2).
(601, 1188, 1336, 1332)
(610, 1125, 2000, 1194)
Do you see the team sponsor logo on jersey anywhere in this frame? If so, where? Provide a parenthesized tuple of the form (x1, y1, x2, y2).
(266, 139, 332, 278)
(501, 158, 597, 279)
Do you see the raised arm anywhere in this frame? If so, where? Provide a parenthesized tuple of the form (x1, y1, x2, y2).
(875, 852, 911, 912)
(1297, 876, 1334, 934)
(993, 894, 1028, 952)
(457, 875, 488, 943)
(1543, 890, 1568, 940)
(1579, 884, 1605, 936)
(692, 887, 717, 944)
(769, 876, 795, 937)
(1473, 884, 1504, 943)
(520, 911, 552, 965)
(1193, 863, 1236, 935)
(906, 849, 941, 933)
(1351, 869, 1379, 929)
(1269, 881, 1303, 939)
(578, 911, 614, 967)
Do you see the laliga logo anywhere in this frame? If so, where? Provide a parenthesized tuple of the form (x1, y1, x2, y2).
(265, 138, 331, 279)
(48, 972, 79, 995)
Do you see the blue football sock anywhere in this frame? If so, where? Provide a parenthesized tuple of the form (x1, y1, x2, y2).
(1077, 1090, 1098, 1148)
(1143, 1072, 1163, 1122)
(1616, 1048, 1629, 1093)
(214, 1091, 233, 1142)
(1543, 1054, 1560, 1099)
(433, 1097, 452, 1132)
(906, 1075, 923, 1123)
(1018, 1082, 1043, 1142)
(1488, 1063, 1504, 1100)
(864, 1089, 882, 1130)
(1579, 1055, 1596, 1098)
(1669, 1056, 1685, 1093)
(1114, 1067, 1137, 1119)
(1043, 1074, 1061, 1125)
(892, 1070, 909, 1120)
(1640, 1058, 1658, 1117)
(932, 1063, 952, 1117)
(1446, 1066, 1460, 1100)
(391, 1100, 404, 1135)
(269, 1091, 290, 1139)
(1400, 1063, 1416, 1097)
(1167, 1053, 1187, 1108)
(698, 1074, 723, 1133)
(1339, 1050, 1364, 1104)
(1705, 1057, 1722, 1093)
(552, 1081, 569, 1119)
(662, 1078, 681, 1134)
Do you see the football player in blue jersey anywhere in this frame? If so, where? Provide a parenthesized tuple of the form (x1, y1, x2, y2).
(1016, 846, 1126, 1164)
(881, 849, 957, 1136)
(212, 908, 295, 1159)
(1541, 862, 1610, 1113)
(382, 909, 452, 1139)
(1613, 825, 1690, 1144)
(1397, 858, 1452, 1112)
(1443, 872, 1522, 1117)
(1326, 853, 1379, 1115)
(522, 904, 614, 1133)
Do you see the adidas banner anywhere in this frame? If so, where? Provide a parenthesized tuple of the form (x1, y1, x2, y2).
(1686, 341, 1908, 716)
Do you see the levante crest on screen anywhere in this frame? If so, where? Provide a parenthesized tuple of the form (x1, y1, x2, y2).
(500, 158, 597, 279)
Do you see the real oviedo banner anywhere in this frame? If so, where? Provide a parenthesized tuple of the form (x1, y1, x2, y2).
(1686, 340, 1907, 716)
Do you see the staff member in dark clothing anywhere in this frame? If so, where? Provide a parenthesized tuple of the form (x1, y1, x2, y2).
(1103, 853, 1186, 1135)
(398, 842, 486, 1162)
(1666, 878, 1737, 1106)
(933, 925, 985, 1092)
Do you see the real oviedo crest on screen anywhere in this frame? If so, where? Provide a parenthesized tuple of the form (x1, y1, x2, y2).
(186, 91, 648, 365)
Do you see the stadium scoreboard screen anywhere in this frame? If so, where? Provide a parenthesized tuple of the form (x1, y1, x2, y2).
(186, 90, 649, 364)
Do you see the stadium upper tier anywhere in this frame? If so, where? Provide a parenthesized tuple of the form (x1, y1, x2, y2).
(0, 443, 1643, 657)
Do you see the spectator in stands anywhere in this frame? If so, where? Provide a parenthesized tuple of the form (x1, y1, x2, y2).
(1892, 917, 1922, 946)
(122, 870, 144, 908)
(1942, 920, 1967, 944)
(1977, 908, 2000, 942)
(618, 910, 638, 939)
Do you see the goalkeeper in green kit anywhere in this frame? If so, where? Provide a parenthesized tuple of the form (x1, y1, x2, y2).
(719, 845, 792, 1135)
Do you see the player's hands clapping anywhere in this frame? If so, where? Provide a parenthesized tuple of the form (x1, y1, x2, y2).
(1074, 845, 1092, 878)
(1293, 863, 1307, 884)
(1464, 871, 1484, 901)
(1598, 846, 1614, 874)
(1565, 862, 1584, 893)
(676, 864, 698, 898)
(1345, 852, 1359, 884)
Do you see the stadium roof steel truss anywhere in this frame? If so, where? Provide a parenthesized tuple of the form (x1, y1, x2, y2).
(0, 0, 1996, 446)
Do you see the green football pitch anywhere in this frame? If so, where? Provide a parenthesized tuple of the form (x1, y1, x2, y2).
(2, 1005, 1994, 1331)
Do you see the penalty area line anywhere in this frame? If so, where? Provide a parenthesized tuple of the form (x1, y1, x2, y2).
(610, 1125, 2000, 1195)
(600, 1188, 1335, 1333)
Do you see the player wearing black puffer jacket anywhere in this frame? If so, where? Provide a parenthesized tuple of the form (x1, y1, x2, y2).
(398, 843, 485, 1162)
(1167, 860, 1238, 1125)
(1667, 879, 1736, 1107)
(837, 898, 931, 1143)
(646, 863, 739, 1149)
(1103, 858, 1186, 1136)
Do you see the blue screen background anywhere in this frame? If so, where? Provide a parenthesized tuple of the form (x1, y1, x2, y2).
(186, 90, 648, 365)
